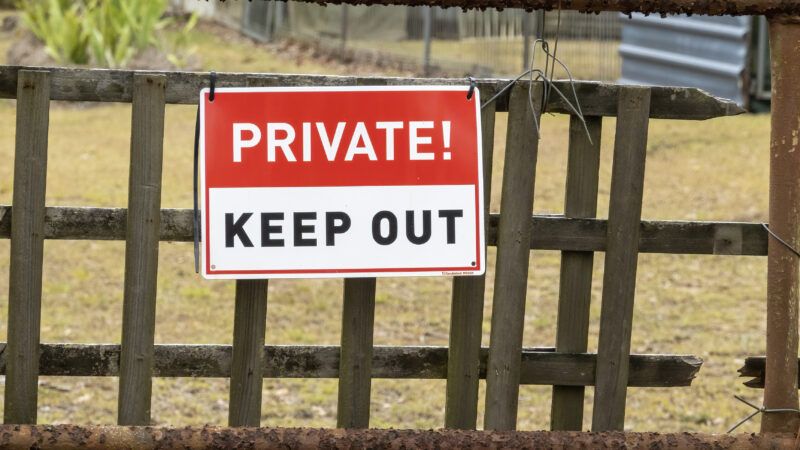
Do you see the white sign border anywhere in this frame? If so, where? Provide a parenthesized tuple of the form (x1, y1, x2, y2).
(199, 85, 484, 280)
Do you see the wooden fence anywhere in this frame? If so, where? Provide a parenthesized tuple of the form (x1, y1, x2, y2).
(0, 66, 745, 431)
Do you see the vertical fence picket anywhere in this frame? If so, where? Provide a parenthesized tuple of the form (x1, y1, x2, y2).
(229, 279, 269, 427)
(550, 115, 603, 431)
(592, 86, 651, 431)
(335, 77, 384, 430)
(4, 70, 50, 425)
(444, 91, 497, 430)
(118, 74, 166, 426)
(484, 83, 542, 431)
(227, 77, 272, 428)
(337, 278, 377, 428)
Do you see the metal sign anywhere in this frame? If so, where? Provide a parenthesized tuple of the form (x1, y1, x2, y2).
(199, 86, 484, 279)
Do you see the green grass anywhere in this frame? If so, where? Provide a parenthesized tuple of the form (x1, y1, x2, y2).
(0, 16, 772, 432)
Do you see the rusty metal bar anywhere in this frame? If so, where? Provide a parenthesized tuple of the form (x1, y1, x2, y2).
(0, 425, 795, 449)
(257, 0, 800, 16)
(762, 17, 800, 434)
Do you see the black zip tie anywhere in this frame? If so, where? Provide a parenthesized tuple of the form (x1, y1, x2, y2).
(466, 76, 476, 100)
(192, 71, 216, 273)
(727, 395, 800, 433)
(763, 223, 800, 258)
(193, 107, 201, 274)
(209, 71, 217, 102)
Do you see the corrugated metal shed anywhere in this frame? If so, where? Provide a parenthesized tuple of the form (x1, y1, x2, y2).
(619, 14, 751, 107)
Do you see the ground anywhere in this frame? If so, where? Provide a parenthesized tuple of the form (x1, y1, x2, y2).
(0, 14, 772, 433)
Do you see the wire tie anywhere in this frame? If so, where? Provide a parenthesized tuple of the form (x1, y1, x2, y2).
(727, 395, 800, 433)
(763, 223, 800, 258)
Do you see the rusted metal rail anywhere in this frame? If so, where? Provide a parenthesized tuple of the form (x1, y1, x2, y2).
(763, 17, 800, 434)
(248, 0, 800, 16)
(0, 426, 795, 449)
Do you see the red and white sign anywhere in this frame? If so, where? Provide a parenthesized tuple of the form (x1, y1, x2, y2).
(199, 86, 484, 279)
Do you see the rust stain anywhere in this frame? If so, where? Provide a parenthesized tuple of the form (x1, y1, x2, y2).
(0, 426, 797, 449)
(763, 18, 800, 434)
(221, 0, 800, 16)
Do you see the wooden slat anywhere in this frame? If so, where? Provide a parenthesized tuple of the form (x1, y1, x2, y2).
(336, 76, 382, 430)
(117, 74, 166, 426)
(445, 89, 496, 430)
(740, 357, 800, 389)
(550, 115, 603, 431)
(592, 86, 652, 431)
(484, 83, 542, 431)
(0, 206, 768, 256)
(0, 343, 702, 386)
(227, 77, 272, 428)
(337, 278, 377, 428)
(0, 66, 744, 119)
(4, 70, 50, 425)
(228, 280, 269, 427)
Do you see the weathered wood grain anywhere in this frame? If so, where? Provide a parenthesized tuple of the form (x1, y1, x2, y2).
(592, 86, 651, 432)
(336, 76, 381, 428)
(551, 115, 603, 431)
(4, 70, 50, 425)
(229, 280, 269, 427)
(0, 66, 743, 119)
(337, 278, 377, 428)
(227, 77, 270, 428)
(739, 357, 800, 389)
(118, 74, 166, 426)
(0, 343, 702, 387)
(485, 83, 542, 431)
(445, 89, 496, 430)
(0, 205, 771, 256)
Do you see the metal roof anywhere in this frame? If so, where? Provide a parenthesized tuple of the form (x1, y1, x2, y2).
(619, 14, 751, 106)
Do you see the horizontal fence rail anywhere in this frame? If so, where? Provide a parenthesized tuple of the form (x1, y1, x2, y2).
(0, 343, 701, 387)
(0, 206, 770, 256)
(0, 66, 743, 119)
(739, 357, 800, 388)
(253, 0, 800, 17)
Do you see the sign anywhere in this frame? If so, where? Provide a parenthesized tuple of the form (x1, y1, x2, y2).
(199, 86, 484, 279)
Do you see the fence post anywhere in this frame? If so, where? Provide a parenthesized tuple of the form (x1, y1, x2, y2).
(762, 18, 800, 434)
(484, 82, 542, 431)
(229, 280, 269, 427)
(227, 77, 273, 428)
(444, 89, 497, 429)
(422, 6, 433, 76)
(592, 86, 651, 431)
(337, 278, 377, 428)
(340, 5, 349, 54)
(118, 74, 166, 426)
(4, 70, 50, 425)
(550, 115, 602, 431)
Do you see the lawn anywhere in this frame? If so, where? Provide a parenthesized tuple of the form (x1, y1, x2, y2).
(0, 15, 771, 432)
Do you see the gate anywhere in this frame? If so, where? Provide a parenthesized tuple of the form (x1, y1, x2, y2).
(0, 66, 745, 431)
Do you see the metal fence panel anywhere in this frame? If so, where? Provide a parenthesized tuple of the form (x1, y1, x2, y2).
(619, 14, 751, 107)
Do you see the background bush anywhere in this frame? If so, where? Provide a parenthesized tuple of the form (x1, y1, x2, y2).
(18, 0, 196, 68)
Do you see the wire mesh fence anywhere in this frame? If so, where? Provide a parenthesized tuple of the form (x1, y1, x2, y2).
(235, 1, 621, 81)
